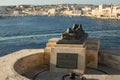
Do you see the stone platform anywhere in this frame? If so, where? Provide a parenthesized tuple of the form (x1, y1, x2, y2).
(29, 65, 120, 80)
(0, 49, 120, 80)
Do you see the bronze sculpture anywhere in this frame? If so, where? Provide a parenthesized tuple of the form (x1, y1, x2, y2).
(57, 24, 88, 44)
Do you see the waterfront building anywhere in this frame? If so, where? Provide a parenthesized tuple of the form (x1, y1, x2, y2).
(72, 10, 82, 16)
(48, 8, 56, 15)
(13, 11, 19, 15)
(61, 10, 73, 16)
(91, 4, 120, 19)
(81, 6, 92, 16)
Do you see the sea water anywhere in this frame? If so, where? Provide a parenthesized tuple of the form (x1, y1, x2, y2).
(0, 15, 120, 56)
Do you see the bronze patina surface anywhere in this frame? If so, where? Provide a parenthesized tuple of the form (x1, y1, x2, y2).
(57, 24, 88, 44)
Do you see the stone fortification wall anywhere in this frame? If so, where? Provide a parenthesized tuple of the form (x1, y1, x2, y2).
(99, 50, 120, 71)
(14, 53, 45, 75)
(0, 49, 45, 80)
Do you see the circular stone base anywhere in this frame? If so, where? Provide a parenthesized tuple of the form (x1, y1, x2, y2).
(24, 65, 120, 80)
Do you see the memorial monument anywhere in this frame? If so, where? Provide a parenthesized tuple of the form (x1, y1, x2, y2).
(49, 24, 87, 74)
(44, 24, 100, 75)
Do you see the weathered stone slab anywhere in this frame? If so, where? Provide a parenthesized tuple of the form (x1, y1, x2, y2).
(54, 44, 84, 48)
(46, 42, 56, 47)
(86, 49, 98, 68)
(85, 38, 100, 68)
(48, 38, 60, 42)
(99, 51, 120, 71)
(50, 47, 86, 74)
(44, 47, 51, 65)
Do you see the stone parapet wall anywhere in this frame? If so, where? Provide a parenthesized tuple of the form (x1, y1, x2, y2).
(14, 53, 45, 75)
(0, 48, 120, 80)
(99, 50, 120, 71)
(0, 49, 45, 80)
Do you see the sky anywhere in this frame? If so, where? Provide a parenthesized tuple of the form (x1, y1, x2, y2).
(0, 0, 119, 6)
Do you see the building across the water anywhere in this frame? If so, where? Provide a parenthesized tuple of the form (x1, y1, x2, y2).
(91, 4, 120, 19)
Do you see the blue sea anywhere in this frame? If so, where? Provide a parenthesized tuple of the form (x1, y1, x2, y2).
(0, 15, 120, 56)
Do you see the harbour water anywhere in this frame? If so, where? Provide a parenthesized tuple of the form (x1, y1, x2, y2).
(0, 15, 120, 56)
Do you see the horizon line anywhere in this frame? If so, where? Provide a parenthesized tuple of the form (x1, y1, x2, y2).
(0, 3, 119, 6)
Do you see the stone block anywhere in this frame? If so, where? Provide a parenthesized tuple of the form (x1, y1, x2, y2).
(44, 47, 51, 65)
(54, 44, 84, 48)
(99, 52, 120, 71)
(86, 49, 98, 68)
(50, 47, 86, 74)
(48, 38, 60, 42)
(85, 38, 100, 49)
(85, 38, 100, 68)
(46, 42, 56, 47)
(46, 38, 60, 47)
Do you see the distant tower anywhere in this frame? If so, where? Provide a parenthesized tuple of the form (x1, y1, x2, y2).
(99, 5, 103, 12)
(67, 4, 70, 11)
(113, 6, 117, 17)
(109, 0, 113, 17)
(110, 4, 113, 17)
(99, 4, 103, 17)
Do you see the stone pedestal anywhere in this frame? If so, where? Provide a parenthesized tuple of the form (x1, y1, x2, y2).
(50, 46, 86, 74)
(44, 38, 100, 72)
(47, 38, 86, 74)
